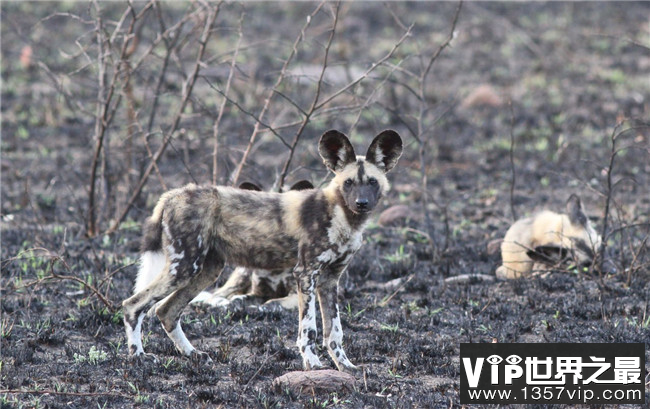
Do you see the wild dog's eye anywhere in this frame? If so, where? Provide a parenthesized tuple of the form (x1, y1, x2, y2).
(344, 179, 353, 187)
(368, 177, 378, 185)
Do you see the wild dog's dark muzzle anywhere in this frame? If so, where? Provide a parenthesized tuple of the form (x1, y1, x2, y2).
(354, 185, 378, 213)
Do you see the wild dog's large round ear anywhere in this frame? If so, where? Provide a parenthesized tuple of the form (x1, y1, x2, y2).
(239, 182, 262, 191)
(289, 180, 314, 191)
(566, 194, 588, 227)
(366, 130, 403, 173)
(319, 130, 356, 172)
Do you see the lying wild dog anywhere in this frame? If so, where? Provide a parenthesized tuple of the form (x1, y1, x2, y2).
(191, 180, 315, 310)
(496, 194, 602, 279)
(122, 129, 403, 371)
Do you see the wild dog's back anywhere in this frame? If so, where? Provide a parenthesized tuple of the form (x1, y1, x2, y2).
(167, 185, 306, 271)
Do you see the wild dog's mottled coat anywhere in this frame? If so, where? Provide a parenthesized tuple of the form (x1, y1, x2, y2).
(191, 180, 315, 309)
(496, 195, 602, 279)
(122, 130, 402, 371)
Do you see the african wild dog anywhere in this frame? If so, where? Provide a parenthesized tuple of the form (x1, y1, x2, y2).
(496, 194, 602, 279)
(190, 180, 314, 310)
(122, 130, 403, 371)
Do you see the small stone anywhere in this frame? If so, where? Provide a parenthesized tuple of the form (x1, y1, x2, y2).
(272, 369, 356, 394)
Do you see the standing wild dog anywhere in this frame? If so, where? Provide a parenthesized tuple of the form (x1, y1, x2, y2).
(496, 195, 602, 279)
(122, 129, 403, 371)
(191, 180, 314, 309)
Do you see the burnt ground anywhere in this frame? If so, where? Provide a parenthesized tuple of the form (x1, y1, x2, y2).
(1, 2, 649, 408)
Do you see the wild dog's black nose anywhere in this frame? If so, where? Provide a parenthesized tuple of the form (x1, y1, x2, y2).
(356, 198, 369, 211)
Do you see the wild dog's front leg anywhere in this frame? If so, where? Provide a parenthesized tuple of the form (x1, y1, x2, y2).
(295, 267, 323, 370)
(317, 269, 356, 372)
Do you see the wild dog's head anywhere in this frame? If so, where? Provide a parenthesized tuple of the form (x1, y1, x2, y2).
(528, 194, 604, 270)
(319, 130, 402, 215)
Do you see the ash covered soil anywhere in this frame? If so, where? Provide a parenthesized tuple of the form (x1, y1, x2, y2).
(1, 2, 649, 408)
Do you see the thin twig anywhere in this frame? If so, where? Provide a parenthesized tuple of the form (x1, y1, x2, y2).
(87, 0, 139, 236)
(12, 250, 115, 311)
(378, 273, 415, 307)
(0, 389, 131, 399)
(414, 1, 462, 259)
(508, 100, 518, 221)
(598, 122, 623, 273)
(212, 11, 244, 185)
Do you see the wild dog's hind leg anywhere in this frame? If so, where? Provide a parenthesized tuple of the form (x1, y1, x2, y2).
(123, 261, 177, 357)
(317, 267, 356, 372)
(295, 265, 323, 370)
(155, 250, 224, 362)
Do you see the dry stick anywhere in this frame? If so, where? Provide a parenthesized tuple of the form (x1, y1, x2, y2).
(0, 389, 131, 400)
(106, 4, 220, 235)
(212, 12, 244, 185)
(230, 1, 326, 187)
(242, 350, 281, 392)
(508, 100, 518, 221)
(414, 1, 462, 257)
(598, 124, 649, 278)
(276, 2, 340, 191)
(87, 1, 139, 236)
(378, 273, 415, 307)
(598, 122, 623, 274)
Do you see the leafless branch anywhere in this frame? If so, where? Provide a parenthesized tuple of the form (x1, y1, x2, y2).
(508, 100, 518, 221)
(87, 0, 139, 236)
(11, 248, 115, 311)
(107, 3, 220, 234)
(230, 1, 327, 186)
(212, 11, 244, 184)
(599, 121, 625, 273)
(277, 2, 341, 191)
(314, 24, 413, 112)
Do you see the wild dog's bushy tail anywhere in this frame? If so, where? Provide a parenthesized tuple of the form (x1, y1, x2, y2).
(134, 198, 167, 294)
